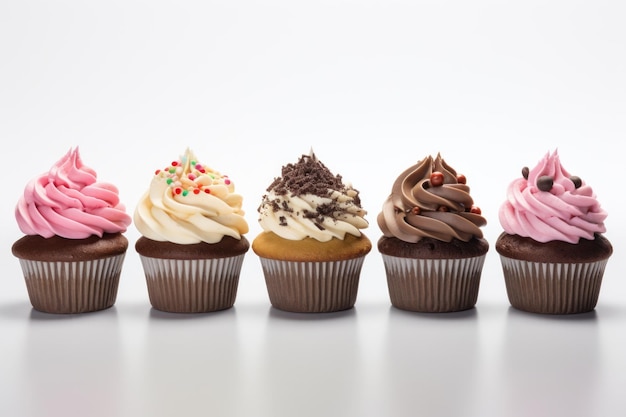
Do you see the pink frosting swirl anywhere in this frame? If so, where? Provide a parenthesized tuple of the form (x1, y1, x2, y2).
(15, 147, 131, 239)
(499, 150, 607, 244)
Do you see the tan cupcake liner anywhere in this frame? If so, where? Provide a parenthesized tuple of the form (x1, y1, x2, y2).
(381, 254, 486, 313)
(18, 254, 126, 314)
(259, 257, 366, 313)
(139, 254, 245, 313)
(500, 256, 609, 314)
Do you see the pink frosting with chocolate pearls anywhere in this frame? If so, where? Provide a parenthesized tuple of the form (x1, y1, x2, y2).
(15, 147, 131, 239)
(498, 150, 607, 244)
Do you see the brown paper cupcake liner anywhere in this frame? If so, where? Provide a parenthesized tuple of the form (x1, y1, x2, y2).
(259, 257, 366, 313)
(139, 254, 245, 313)
(18, 254, 126, 314)
(499, 256, 609, 314)
(381, 254, 486, 313)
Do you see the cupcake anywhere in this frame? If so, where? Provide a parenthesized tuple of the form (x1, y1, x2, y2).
(496, 150, 612, 314)
(252, 151, 371, 313)
(134, 148, 249, 313)
(377, 154, 488, 313)
(11, 147, 132, 314)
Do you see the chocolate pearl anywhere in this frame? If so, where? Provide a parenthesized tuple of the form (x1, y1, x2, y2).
(411, 206, 421, 215)
(430, 171, 444, 187)
(570, 176, 582, 189)
(537, 175, 554, 191)
(522, 167, 529, 179)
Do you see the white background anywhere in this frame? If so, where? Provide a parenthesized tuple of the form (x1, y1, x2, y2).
(1, 1, 626, 416)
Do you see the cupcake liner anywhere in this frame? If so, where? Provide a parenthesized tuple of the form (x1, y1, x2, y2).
(259, 257, 366, 313)
(381, 254, 486, 313)
(139, 254, 245, 313)
(499, 256, 608, 314)
(18, 254, 126, 314)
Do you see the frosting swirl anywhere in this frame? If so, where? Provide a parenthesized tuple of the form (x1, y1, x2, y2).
(15, 147, 131, 239)
(134, 148, 248, 244)
(257, 151, 368, 242)
(377, 154, 486, 243)
(499, 150, 607, 243)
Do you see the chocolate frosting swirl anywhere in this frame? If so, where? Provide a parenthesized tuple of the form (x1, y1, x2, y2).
(377, 154, 486, 243)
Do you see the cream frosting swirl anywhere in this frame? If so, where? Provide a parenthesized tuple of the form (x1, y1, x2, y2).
(134, 148, 248, 244)
(257, 151, 368, 242)
(377, 154, 486, 243)
(498, 150, 607, 243)
(15, 147, 131, 239)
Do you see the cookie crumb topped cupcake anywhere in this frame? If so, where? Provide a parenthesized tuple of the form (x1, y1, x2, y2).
(12, 147, 131, 314)
(377, 153, 488, 312)
(134, 148, 249, 313)
(496, 150, 612, 314)
(252, 150, 371, 313)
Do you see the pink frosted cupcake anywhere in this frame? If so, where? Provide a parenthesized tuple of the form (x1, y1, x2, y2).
(377, 154, 488, 312)
(12, 147, 132, 314)
(496, 150, 612, 314)
(134, 148, 249, 313)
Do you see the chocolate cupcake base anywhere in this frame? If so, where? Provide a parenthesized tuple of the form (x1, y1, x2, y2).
(500, 256, 608, 314)
(139, 254, 245, 313)
(382, 254, 486, 313)
(17, 255, 125, 314)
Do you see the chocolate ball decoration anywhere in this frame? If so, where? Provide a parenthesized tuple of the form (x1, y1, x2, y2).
(570, 176, 582, 189)
(430, 172, 444, 187)
(522, 166, 529, 179)
(537, 175, 554, 191)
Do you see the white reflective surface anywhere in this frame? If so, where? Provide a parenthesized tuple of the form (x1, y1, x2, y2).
(2, 1, 626, 416)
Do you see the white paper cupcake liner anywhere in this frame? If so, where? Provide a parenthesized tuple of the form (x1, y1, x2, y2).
(18, 254, 126, 314)
(258, 257, 366, 313)
(499, 256, 609, 314)
(381, 254, 486, 313)
(139, 254, 245, 313)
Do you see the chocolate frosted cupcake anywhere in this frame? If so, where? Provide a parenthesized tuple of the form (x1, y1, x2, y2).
(497, 150, 612, 314)
(252, 151, 371, 313)
(377, 154, 488, 313)
(12, 148, 131, 313)
(134, 148, 249, 313)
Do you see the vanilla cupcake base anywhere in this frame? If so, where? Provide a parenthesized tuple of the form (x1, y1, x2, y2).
(382, 254, 486, 313)
(259, 257, 366, 313)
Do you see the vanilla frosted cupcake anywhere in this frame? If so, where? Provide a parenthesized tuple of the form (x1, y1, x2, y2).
(134, 148, 249, 313)
(377, 154, 488, 312)
(12, 147, 131, 314)
(252, 151, 371, 313)
(496, 150, 612, 314)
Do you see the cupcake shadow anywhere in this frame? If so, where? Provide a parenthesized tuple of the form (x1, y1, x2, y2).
(139, 306, 243, 416)
(249, 306, 362, 416)
(19, 307, 123, 417)
(494, 307, 600, 417)
(379, 306, 481, 416)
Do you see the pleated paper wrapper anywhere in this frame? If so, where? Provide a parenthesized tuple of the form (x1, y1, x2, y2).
(381, 254, 486, 313)
(18, 254, 126, 314)
(499, 256, 608, 314)
(139, 254, 245, 313)
(259, 257, 366, 313)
